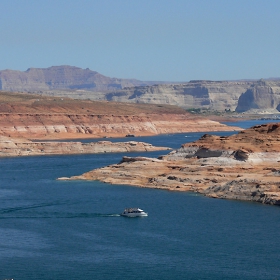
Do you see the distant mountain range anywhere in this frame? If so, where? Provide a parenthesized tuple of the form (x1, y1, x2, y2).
(0, 65, 161, 92)
(1, 65, 280, 113)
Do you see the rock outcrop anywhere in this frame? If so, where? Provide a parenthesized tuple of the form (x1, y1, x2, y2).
(39, 80, 251, 111)
(0, 113, 241, 140)
(64, 123, 280, 206)
(103, 80, 280, 112)
(0, 135, 170, 157)
(40, 79, 280, 112)
(102, 81, 249, 111)
(0, 91, 241, 140)
(1, 66, 280, 112)
(236, 80, 280, 113)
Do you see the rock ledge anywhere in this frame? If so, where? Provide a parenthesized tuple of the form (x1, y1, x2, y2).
(64, 123, 280, 206)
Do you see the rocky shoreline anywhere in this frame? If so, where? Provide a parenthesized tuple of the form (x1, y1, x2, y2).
(0, 136, 170, 157)
(0, 90, 242, 157)
(0, 113, 241, 140)
(60, 123, 280, 206)
(0, 91, 241, 140)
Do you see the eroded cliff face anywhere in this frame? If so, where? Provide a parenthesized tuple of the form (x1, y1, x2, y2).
(236, 81, 280, 113)
(0, 113, 240, 140)
(65, 123, 280, 206)
(43, 79, 280, 112)
(103, 81, 248, 111)
(2, 66, 280, 112)
(0, 91, 241, 140)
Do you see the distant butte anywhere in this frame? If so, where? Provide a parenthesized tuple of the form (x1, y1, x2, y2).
(1, 66, 280, 112)
(0, 65, 157, 92)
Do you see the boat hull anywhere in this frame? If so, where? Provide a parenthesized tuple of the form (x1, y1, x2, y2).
(120, 212, 148, 218)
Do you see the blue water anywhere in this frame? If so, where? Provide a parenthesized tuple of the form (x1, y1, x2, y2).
(0, 120, 280, 280)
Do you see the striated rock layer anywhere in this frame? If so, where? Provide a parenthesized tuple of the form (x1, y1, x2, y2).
(1, 66, 280, 112)
(0, 91, 241, 140)
(236, 80, 280, 113)
(44, 79, 280, 112)
(0, 113, 240, 140)
(102, 81, 249, 111)
(0, 135, 170, 157)
(63, 123, 280, 206)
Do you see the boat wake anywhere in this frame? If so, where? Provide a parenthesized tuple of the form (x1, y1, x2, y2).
(0, 201, 63, 214)
(0, 211, 121, 219)
(0, 201, 123, 218)
(70, 213, 121, 218)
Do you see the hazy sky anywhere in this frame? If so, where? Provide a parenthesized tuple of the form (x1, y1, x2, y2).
(1, 0, 279, 81)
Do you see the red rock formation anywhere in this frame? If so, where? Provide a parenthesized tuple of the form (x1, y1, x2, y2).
(64, 123, 280, 206)
(180, 122, 280, 153)
(0, 91, 241, 140)
(0, 113, 240, 140)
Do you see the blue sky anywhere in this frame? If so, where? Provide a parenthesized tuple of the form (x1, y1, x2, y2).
(1, 0, 279, 81)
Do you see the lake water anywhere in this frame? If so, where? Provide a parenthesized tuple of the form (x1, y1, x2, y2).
(0, 120, 280, 280)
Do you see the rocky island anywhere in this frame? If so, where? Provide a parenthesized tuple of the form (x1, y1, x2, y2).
(0, 135, 170, 157)
(62, 123, 280, 206)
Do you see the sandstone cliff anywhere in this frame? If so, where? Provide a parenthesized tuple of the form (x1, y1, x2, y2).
(102, 81, 249, 111)
(102, 80, 280, 112)
(0, 113, 240, 140)
(40, 79, 280, 113)
(0, 91, 241, 140)
(236, 80, 280, 113)
(2, 66, 280, 112)
(64, 123, 280, 206)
